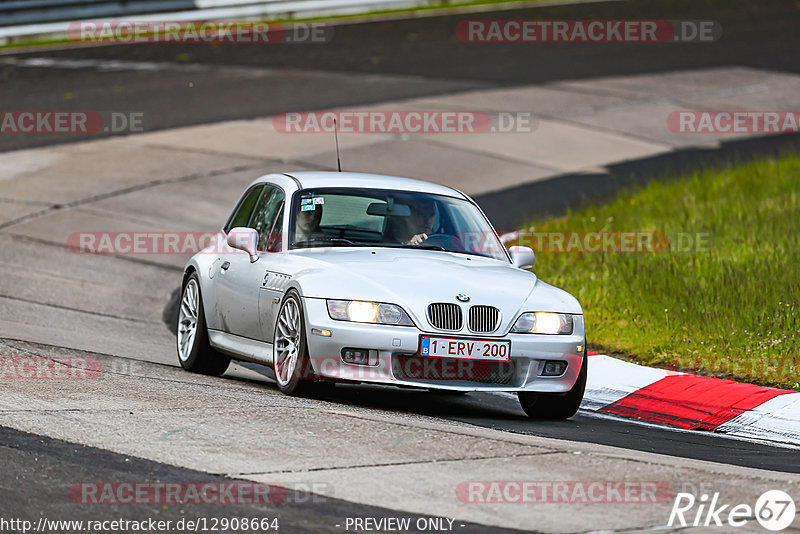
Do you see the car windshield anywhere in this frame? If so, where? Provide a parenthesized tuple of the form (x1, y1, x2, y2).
(289, 188, 509, 261)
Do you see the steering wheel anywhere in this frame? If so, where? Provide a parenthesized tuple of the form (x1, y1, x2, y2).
(420, 233, 463, 250)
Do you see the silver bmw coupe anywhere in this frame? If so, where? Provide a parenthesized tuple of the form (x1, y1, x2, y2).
(177, 171, 586, 419)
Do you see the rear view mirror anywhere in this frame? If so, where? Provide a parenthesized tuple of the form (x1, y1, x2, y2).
(367, 202, 411, 217)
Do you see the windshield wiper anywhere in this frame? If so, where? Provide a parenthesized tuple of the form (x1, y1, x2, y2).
(393, 244, 447, 251)
(293, 237, 365, 247)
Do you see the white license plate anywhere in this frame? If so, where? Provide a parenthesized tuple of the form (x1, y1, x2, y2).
(419, 336, 511, 361)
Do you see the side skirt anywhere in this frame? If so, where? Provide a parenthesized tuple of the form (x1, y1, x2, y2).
(208, 330, 273, 367)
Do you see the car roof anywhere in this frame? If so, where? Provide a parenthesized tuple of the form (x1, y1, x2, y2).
(274, 171, 468, 199)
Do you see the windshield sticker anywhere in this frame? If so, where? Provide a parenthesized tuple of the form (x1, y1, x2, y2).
(313, 198, 324, 205)
(301, 204, 316, 211)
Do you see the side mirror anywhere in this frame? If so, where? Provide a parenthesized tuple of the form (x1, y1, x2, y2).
(226, 227, 259, 263)
(509, 245, 535, 269)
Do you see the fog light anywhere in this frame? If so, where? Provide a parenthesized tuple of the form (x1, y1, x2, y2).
(541, 361, 567, 376)
(342, 348, 370, 365)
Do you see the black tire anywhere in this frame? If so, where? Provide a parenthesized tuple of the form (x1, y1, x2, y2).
(273, 290, 332, 397)
(518, 352, 587, 420)
(177, 273, 230, 376)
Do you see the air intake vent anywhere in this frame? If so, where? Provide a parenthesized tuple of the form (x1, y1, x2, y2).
(469, 305, 500, 333)
(427, 303, 463, 331)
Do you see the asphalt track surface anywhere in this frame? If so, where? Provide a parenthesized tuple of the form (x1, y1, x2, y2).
(2, 0, 800, 529)
(0, 425, 525, 534)
(2, 0, 799, 227)
(237, 365, 800, 474)
(1, 0, 799, 153)
(1, 345, 798, 530)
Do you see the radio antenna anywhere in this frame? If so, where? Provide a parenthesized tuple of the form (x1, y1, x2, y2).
(334, 118, 342, 172)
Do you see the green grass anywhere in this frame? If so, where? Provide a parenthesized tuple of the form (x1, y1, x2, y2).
(508, 153, 800, 389)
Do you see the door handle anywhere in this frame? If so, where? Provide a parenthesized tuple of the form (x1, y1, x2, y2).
(221, 261, 231, 271)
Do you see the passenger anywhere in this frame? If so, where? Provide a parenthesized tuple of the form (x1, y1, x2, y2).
(294, 204, 325, 244)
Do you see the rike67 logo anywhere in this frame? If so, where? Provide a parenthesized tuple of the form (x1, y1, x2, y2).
(669, 490, 796, 531)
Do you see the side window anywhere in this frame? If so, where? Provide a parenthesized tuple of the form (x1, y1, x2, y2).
(225, 186, 263, 233)
(250, 185, 285, 252)
(265, 204, 284, 252)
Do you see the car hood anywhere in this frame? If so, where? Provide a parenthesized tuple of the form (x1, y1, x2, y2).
(289, 248, 582, 331)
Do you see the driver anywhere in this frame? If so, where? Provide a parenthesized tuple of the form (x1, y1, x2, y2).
(388, 198, 436, 245)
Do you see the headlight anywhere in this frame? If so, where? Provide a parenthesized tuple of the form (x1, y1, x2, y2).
(326, 300, 414, 326)
(511, 312, 573, 335)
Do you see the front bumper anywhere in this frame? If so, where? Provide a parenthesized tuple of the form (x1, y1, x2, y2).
(302, 297, 586, 392)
